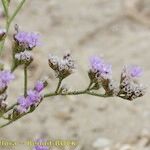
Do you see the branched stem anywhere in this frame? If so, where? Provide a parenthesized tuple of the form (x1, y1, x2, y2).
(0, 84, 110, 128)
(9, 0, 26, 24)
(55, 78, 63, 93)
(0, 0, 26, 54)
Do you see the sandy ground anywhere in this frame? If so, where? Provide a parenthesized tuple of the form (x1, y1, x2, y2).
(0, 0, 150, 149)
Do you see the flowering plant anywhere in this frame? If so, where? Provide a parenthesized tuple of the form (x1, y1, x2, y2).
(0, 0, 146, 130)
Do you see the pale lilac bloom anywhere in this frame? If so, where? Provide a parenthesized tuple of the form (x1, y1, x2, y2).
(0, 70, 15, 89)
(34, 81, 44, 92)
(17, 90, 42, 113)
(17, 96, 31, 113)
(90, 56, 104, 73)
(129, 65, 143, 77)
(90, 56, 112, 78)
(15, 31, 40, 49)
(27, 90, 42, 104)
(122, 65, 143, 78)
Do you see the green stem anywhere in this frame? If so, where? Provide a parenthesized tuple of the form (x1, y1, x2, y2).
(0, 90, 108, 128)
(86, 80, 93, 91)
(0, 0, 26, 54)
(9, 0, 26, 24)
(1, 0, 9, 18)
(55, 78, 63, 93)
(24, 66, 28, 97)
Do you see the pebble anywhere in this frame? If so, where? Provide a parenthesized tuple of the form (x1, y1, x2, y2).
(93, 137, 111, 149)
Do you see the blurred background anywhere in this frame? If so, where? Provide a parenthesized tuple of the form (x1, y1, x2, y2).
(0, 0, 150, 149)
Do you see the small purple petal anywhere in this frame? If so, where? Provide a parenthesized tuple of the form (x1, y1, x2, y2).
(15, 31, 40, 49)
(17, 96, 31, 113)
(27, 90, 42, 104)
(0, 70, 15, 89)
(90, 56, 112, 78)
(130, 65, 143, 77)
(35, 81, 44, 92)
(123, 65, 143, 78)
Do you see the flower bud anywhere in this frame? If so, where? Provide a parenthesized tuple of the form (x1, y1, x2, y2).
(0, 28, 6, 41)
(15, 50, 33, 66)
(48, 53, 75, 79)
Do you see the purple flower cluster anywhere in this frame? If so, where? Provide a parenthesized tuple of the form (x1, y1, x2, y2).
(17, 81, 45, 113)
(14, 31, 40, 49)
(33, 139, 49, 150)
(119, 65, 145, 100)
(122, 65, 143, 78)
(0, 70, 15, 92)
(90, 56, 112, 80)
(88, 56, 145, 100)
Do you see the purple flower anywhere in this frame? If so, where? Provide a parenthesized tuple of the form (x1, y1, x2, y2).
(122, 65, 143, 78)
(34, 81, 45, 92)
(27, 90, 42, 104)
(0, 70, 15, 90)
(17, 90, 42, 113)
(90, 56, 112, 79)
(14, 31, 40, 49)
(17, 96, 31, 113)
(33, 139, 49, 150)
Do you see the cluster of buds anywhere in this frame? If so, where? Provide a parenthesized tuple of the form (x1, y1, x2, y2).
(0, 93, 8, 113)
(88, 56, 145, 100)
(0, 70, 15, 94)
(0, 68, 14, 114)
(118, 65, 145, 100)
(16, 80, 47, 114)
(8, 80, 47, 120)
(12, 27, 40, 69)
(15, 50, 33, 66)
(48, 53, 75, 79)
(88, 56, 116, 95)
(0, 28, 6, 41)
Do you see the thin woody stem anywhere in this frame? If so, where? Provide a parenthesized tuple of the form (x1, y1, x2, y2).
(0, 0, 26, 54)
(55, 78, 63, 93)
(0, 88, 109, 128)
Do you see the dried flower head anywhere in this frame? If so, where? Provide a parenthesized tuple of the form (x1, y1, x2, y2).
(0, 93, 8, 111)
(119, 65, 145, 100)
(15, 50, 33, 66)
(48, 53, 75, 79)
(14, 31, 40, 50)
